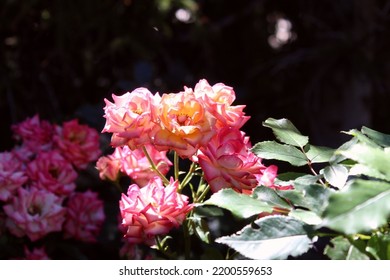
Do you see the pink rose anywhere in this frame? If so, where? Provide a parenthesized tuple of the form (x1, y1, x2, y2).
(0, 151, 28, 201)
(63, 190, 105, 242)
(11, 114, 54, 154)
(26, 150, 77, 197)
(119, 177, 193, 245)
(96, 147, 123, 181)
(198, 127, 266, 193)
(3, 187, 66, 241)
(102, 88, 159, 149)
(151, 89, 216, 158)
(54, 119, 101, 169)
(119, 144, 172, 187)
(194, 79, 250, 130)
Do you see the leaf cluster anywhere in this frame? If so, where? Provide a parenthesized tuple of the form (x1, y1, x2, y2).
(198, 118, 390, 259)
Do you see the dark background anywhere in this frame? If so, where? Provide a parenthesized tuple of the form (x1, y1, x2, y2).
(2, 0, 390, 150)
(1, 0, 390, 259)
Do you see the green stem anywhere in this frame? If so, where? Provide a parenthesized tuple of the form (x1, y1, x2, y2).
(195, 184, 210, 203)
(179, 162, 197, 192)
(174, 151, 179, 181)
(142, 146, 170, 185)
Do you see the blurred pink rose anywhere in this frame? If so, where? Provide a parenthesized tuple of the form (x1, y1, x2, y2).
(102, 88, 159, 149)
(120, 144, 172, 187)
(119, 177, 193, 245)
(151, 89, 216, 158)
(0, 151, 28, 201)
(23, 246, 50, 260)
(194, 79, 250, 130)
(11, 114, 54, 154)
(3, 187, 66, 241)
(198, 127, 266, 193)
(63, 190, 105, 242)
(95, 147, 123, 181)
(54, 119, 101, 169)
(26, 150, 77, 197)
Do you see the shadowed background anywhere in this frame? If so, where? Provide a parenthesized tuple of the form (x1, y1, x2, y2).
(1, 0, 390, 259)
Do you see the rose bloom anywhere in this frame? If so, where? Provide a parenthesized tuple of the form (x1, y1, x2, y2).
(0, 151, 28, 202)
(23, 246, 50, 260)
(54, 119, 101, 169)
(119, 177, 193, 245)
(102, 88, 159, 149)
(193, 79, 250, 130)
(120, 144, 172, 187)
(63, 190, 105, 242)
(198, 127, 267, 193)
(3, 187, 66, 241)
(95, 147, 123, 181)
(26, 150, 77, 197)
(11, 114, 54, 154)
(151, 89, 216, 158)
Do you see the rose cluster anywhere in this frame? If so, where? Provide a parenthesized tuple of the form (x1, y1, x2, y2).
(99, 79, 288, 248)
(0, 115, 104, 259)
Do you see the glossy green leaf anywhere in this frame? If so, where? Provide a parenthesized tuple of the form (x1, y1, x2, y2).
(252, 141, 307, 166)
(263, 118, 309, 147)
(276, 183, 332, 215)
(202, 189, 272, 219)
(338, 143, 390, 179)
(366, 233, 390, 260)
(321, 179, 390, 234)
(288, 209, 322, 225)
(251, 186, 292, 210)
(324, 236, 369, 260)
(216, 216, 314, 260)
(321, 164, 348, 189)
(305, 145, 335, 163)
(362, 126, 390, 148)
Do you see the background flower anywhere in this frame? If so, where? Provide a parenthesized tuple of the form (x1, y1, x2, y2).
(63, 190, 105, 242)
(0, 151, 27, 201)
(3, 187, 66, 241)
(54, 119, 101, 169)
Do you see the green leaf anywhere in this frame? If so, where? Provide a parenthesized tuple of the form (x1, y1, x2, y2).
(216, 216, 314, 260)
(330, 137, 358, 164)
(276, 183, 332, 215)
(293, 174, 323, 185)
(263, 118, 309, 147)
(362, 126, 390, 148)
(321, 179, 390, 234)
(342, 129, 379, 148)
(324, 236, 369, 260)
(188, 215, 211, 244)
(202, 189, 272, 219)
(366, 232, 390, 260)
(349, 164, 388, 181)
(338, 143, 390, 179)
(288, 209, 322, 225)
(321, 164, 348, 189)
(251, 186, 292, 210)
(305, 145, 335, 163)
(252, 141, 307, 167)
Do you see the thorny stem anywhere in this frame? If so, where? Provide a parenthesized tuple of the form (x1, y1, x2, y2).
(142, 146, 170, 185)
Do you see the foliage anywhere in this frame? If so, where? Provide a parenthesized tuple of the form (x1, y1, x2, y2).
(203, 117, 390, 259)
